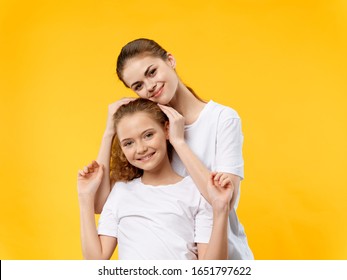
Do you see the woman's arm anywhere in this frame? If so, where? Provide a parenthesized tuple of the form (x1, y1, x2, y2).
(94, 98, 134, 214)
(197, 173, 233, 260)
(158, 105, 240, 208)
(78, 161, 117, 259)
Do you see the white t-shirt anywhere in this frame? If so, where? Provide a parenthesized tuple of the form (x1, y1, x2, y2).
(98, 176, 213, 260)
(171, 100, 254, 260)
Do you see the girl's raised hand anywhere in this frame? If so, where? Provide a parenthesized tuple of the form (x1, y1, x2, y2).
(207, 172, 234, 212)
(105, 98, 135, 134)
(77, 160, 104, 197)
(158, 104, 185, 146)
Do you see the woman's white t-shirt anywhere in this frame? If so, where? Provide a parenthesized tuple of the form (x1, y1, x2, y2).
(171, 100, 254, 260)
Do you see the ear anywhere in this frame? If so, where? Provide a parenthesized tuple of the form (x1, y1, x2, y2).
(164, 121, 170, 139)
(166, 53, 176, 69)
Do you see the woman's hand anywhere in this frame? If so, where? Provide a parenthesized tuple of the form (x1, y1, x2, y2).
(158, 104, 185, 146)
(77, 160, 104, 198)
(105, 98, 135, 135)
(207, 172, 234, 212)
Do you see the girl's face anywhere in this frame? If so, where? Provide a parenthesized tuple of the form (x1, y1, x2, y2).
(122, 55, 179, 105)
(117, 112, 169, 173)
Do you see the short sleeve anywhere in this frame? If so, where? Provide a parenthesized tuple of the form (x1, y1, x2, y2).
(97, 186, 119, 238)
(214, 109, 244, 179)
(194, 196, 213, 243)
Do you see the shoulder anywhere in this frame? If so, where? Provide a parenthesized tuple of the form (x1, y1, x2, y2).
(175, 176, 198, 192)
(208, 100, 241, 120)
(177, 175, 194, 185)
(109, 179, 139, 197)
(179, 176, 203, 197)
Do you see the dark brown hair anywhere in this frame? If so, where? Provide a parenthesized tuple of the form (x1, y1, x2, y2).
(116, 38, 204, 102)
(110, 98, 172, 183)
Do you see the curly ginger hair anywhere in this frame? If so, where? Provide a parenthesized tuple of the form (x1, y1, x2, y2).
(110, 98, 172, 184)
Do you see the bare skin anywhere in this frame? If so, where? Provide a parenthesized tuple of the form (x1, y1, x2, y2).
(78, 111, 234, 259)
(92, 54, 241, 213)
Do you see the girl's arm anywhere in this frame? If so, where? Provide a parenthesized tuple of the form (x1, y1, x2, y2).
(197, 173, 233, 260)
(78, 161, 117, 259)
(94, 98, 134, 214)
(159, 105, 240, 208)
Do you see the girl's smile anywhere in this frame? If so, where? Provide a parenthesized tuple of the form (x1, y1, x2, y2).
(136, 152, 156, 162)
(116, 112, 170, 173)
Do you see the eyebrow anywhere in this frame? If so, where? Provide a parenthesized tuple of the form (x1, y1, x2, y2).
(130, 64, 154, 88)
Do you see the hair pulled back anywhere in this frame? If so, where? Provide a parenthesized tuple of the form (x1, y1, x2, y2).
(116, 38, 168, 86)
(116, 38, 204, 102)
(110, 98, 172, 183)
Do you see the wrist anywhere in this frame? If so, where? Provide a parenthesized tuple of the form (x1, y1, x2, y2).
(171, 139, 186, 149)
(103, 129, 115, 139)
(211, 200, 230, 214)
(78, 193, 95, 206)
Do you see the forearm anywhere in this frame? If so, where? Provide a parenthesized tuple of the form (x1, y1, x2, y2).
(172, 141, 211, 202)
(200, 203, 229, 260)
(79, 196, 106, 259)
(94, 131, 114, 213)
(174, 140, 241, 209)
(229, 176, 240, 210)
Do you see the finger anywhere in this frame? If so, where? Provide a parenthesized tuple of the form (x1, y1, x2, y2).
(218, 174, 228, 185)
(210, 171, 217, 177)
(83, 166, 90, 173)
(158, 105, 174, 119)
(158, 104, 182, 119)
(96, 163, 104, 180)
(78, 170, 86, 177)
(209, 172, 217, 183)
(91, 160, 99, 168)
(87, 162, 95, 170)
(208, 173, 216, 186)
(214, 172, 223, 183)
(120, 98, 134, 105)
(166, 107, 183, 119)
(220, 177, 231, 188)
(157, 104, 170, 110)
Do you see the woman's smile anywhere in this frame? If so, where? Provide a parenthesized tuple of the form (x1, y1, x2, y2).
(150, 84, 164, 99)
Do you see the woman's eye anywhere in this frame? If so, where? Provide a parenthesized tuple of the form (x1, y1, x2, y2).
(148, 68, 156, 77)
(134, 84, 143, 91)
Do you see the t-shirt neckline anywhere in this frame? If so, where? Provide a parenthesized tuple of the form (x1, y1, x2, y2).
(136, 176, 190, 188)
(185, 100, 214, 130)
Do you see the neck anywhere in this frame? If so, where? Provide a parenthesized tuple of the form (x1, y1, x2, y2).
(141, 156, 182, 186)
(168, 81, 206, 125)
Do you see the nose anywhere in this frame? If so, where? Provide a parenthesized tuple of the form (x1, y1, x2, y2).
(146, 79, 156, 93)
(136, 141, 148, 154)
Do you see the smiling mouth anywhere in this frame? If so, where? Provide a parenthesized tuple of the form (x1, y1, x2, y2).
(137, 152, 155, 161)
(150, 85, 164, 98)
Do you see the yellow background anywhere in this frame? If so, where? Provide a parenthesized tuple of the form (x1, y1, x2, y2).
(1, 0, 346, 259)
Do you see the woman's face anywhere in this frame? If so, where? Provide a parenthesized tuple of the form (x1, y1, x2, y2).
(117, 112, 169, 173)
(121, 55, 179, 105)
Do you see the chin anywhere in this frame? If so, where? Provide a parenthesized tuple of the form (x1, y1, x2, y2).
(158, 95, 173, 106)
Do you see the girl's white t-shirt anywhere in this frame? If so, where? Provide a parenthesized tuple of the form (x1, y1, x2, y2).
(98, 176, 213, 260)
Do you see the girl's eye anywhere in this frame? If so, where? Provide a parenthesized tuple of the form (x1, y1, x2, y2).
(123, 141, 133, 147)
(144, 132, 153, 139)
(148, 68, 156, 77)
